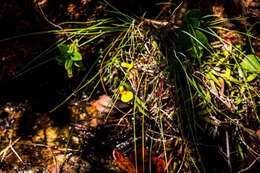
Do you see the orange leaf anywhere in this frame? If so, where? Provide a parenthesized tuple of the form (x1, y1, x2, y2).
(113, 149, 136, 173)
(152, 156, 166, 173)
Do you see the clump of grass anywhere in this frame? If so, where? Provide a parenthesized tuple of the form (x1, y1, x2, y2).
(175, 11, 260, 172)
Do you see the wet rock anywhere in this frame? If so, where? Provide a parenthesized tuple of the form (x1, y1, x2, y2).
(47, 155, 91, 173)
(46, 127, 58, 144)
(32, 129, 45, 143)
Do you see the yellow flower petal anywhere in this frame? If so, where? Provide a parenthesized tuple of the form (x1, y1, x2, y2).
(119, 86, 125, 92)
(121, 61, 134, 70)
(121, 91, 133, 103)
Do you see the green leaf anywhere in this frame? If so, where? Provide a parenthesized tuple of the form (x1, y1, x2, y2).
(194, 30, 208, 46)
(74, 61, 85, 68)
(68, 44, 76, 54)
(71, 51, 82, 61)
(240, 54, 260, 74)
(237, 144, 244, 160)
(225, 68, 231, 79)
(67, 67, 73, 78)
(178, 30, 208, 50)
(56, 55, 66, 65)
(58, 44, 69, 55)
(135, 96, 148, 111)
(65, 59, 73, 70)
(177, 31, 192, 51)
(208, 71, 221, 87)
(184, 9, 201, 27)
(177, 30, 208, 58)
(137, 104, 147, 116)
(246, 73, 257, 82)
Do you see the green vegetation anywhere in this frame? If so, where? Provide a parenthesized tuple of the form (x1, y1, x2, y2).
(56, 40, 85, 78)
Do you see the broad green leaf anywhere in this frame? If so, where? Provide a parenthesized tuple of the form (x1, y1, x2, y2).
(194, 30, 208, 46)
(184, 9, 201, 27)
(68, 44, 76, 54)
(58, 44, 69, 55)
(246, 74, 257, 82)
(240, 54, 260, 73)
(177, 31, 192, 51)
(177, 30, 208, 58)
(71, 51, 82, 61)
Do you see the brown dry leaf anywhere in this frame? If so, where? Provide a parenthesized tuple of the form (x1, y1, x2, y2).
(81, 0, 91, 5)
(89, 118, 99, 127)
(67, 3, 76, 13)
(113, 149, 136, 173)
(91, 95, 112, 114)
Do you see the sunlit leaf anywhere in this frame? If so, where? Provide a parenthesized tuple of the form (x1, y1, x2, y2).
(240, 54, 260, 74)
(208, 71, 221, 87)
(135, 96, 148, 111)
(74, 61, 85, 68)
(113, 149, 136, 173)
(65, 59, 73, 70)
(225, 68, 231, 79)
(68, 44, 76, 54)
(71, 51, 82, 61)
(237, 144, 244, 160)
(246, 74, 257, 82)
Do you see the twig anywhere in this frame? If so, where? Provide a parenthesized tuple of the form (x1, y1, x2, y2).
(36, 2, 75, 45)
(0, 137, 23, 163)
(225, 129, 232, 173)
(47, 146, 59, 173)
(238, 157, 260, 173)
(21, 142, 79, 152)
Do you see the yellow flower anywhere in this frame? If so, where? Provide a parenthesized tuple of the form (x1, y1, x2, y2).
(121, 91, 133, 103)
(119, 86, 133, 103)
(121, 61, 134, 71)
(119, 86, 125, 92)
